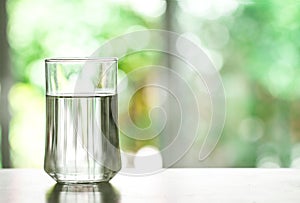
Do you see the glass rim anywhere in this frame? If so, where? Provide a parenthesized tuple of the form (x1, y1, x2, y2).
(45, 57, 118, 63)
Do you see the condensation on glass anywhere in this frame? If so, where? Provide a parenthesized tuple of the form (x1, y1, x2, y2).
(44, 58, 121, 183)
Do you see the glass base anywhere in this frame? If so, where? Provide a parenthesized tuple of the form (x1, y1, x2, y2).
(46, 170, 119, 184)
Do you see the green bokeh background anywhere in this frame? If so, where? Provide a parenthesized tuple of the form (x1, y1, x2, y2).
(2, 0, 300, 168)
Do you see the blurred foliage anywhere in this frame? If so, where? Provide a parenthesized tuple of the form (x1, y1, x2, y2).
(6, 0, 162, 167)
(4, 0, 300, 168)
(216, 1, 300, 167)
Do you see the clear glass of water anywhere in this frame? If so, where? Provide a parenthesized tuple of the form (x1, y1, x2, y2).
(44, 57, 121, 183)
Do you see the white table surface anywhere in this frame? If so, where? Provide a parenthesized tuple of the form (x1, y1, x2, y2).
(0, 168, 299, 203)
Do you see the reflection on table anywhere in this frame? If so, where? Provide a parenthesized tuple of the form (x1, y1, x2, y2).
(47, 183, 119, 203)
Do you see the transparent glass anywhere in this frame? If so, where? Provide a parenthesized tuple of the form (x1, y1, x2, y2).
(44, 58, 121, 183)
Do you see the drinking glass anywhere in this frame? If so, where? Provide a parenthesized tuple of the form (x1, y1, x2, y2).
(44, 58, 121, 183)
